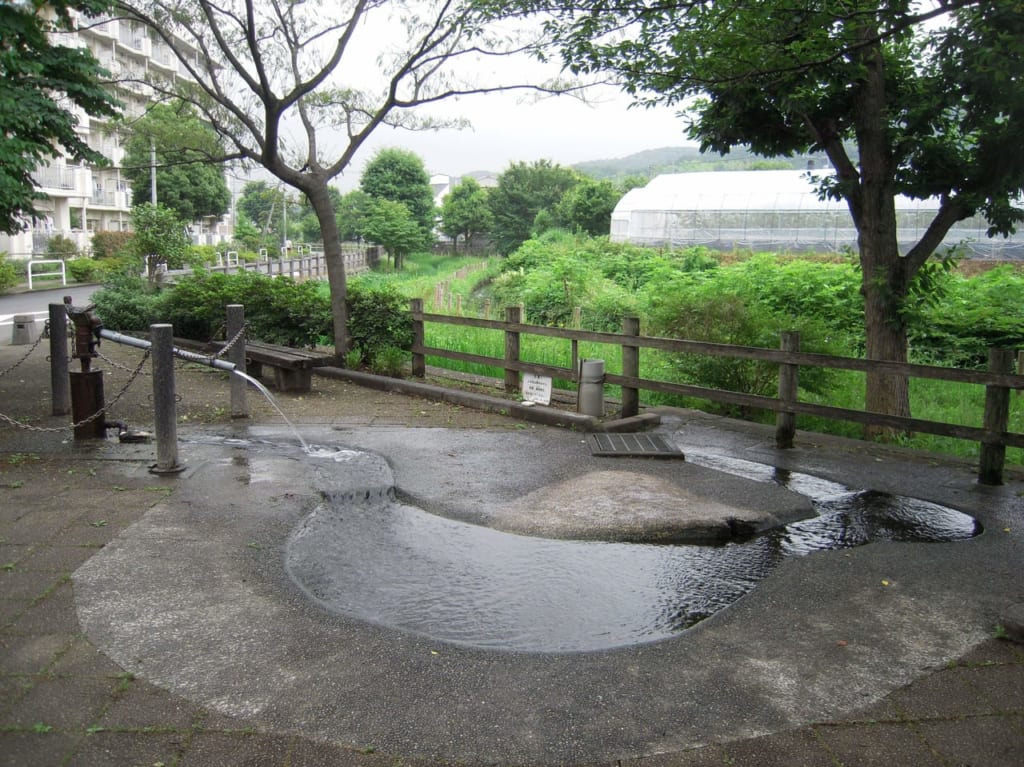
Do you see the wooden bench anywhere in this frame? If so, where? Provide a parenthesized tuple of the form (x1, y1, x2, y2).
(213, 340, 334, 393)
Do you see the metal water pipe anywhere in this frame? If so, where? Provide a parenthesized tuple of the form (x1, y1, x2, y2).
(97, 328, 238, 374)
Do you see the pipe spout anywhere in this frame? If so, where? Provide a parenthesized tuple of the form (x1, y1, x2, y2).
(98, 329, 237, 373)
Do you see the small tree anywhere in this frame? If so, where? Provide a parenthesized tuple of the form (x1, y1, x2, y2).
(440, 177, 494, 252)
(488, 160, 579, 254)
(361, 199, 423, 271)
(121, 102, 230, 223)
(337, 190, 375, 243)
(130, 203, 189, 282)
(360, 148, 437, 241)
(554, 177, 620, 236)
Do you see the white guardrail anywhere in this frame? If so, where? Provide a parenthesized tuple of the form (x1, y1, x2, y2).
(27, 259, 67, 290)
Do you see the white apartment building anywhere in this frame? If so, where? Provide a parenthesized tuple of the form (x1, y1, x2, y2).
(1, 9, 232, 260)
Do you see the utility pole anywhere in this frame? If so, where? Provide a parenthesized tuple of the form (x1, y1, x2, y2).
(150, 139, 157, 204)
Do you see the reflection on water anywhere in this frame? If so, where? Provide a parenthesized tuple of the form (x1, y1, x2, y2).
(285, 447, 981, 653)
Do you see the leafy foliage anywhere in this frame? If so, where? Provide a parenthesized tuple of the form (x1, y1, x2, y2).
(337, 190, 375, 242)
(361, 199, 425, 271)
(0, 1, 121, 233)
(346, 281, 414, 366)
(130, 203, 190, 278)
(121, 102, 230, 223)
(487, 161, 579, 254)
(92, 270, 332, 347)
(360, 148, 436, 236)
(91, 230, 134, 259)
(553, 177, 620, 236)
(0, 252, 19, 292)
(439, 177, 493, 251)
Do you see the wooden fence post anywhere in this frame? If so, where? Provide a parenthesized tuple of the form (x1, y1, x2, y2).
(410, 299, 425, 378)
(504, 305, 521, 394)
(978, 347, 1014, 485)
(776, 331, 800, 449)
(621, 316, 640, 418)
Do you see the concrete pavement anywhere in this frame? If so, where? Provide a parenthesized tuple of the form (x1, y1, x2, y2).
(1, 340, 1023, 766)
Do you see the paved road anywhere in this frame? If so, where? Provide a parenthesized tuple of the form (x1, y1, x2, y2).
(0, 285, 97, 344)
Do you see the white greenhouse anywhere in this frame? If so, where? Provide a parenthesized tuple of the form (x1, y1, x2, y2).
(610, 170, 1024, 259)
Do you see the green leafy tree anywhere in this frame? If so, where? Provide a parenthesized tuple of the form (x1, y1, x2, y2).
(554, 176, 620, 236)
(0, 0, 121, 233)
(488, 160, 578, 254)
(295, 186, 343, 242)
(361, 199, 423, 271)
(521, 0, 1024, 430)
(237, 182, 285, 239)
(440, 177, 493, 252)
(121, 102, 230, 224)
(360, 148, 436, 237)
(130, 202, 190, 280)
(337, 190, 375, 242)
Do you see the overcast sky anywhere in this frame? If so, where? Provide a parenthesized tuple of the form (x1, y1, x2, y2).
(332, 86, 694, 190)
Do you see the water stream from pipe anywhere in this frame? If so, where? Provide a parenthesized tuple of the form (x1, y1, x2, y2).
(231, 370, 311, 453)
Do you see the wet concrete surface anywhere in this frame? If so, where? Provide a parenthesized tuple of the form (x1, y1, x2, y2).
(2, 339, 1024, 766)
(70, 418, 1024, 764)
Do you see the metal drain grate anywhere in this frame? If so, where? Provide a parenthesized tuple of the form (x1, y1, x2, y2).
(586, 433, 684, 458)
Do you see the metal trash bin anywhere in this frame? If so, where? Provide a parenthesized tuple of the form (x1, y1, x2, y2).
(578, 358, 605, 417)
(12, 314, 39, 345)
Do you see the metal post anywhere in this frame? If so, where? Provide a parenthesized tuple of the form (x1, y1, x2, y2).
(150, 324, 183, 474)
(49, 304, 70, 415)
(226, 304, 248, 418)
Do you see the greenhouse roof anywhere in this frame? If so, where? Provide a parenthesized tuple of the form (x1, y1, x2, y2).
(616, 170, 941, 213)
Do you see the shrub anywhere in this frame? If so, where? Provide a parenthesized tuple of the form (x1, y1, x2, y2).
(0, 252, 18, 292)
(156, 271, 332, 345)
(92, 230, 134, 259)
(369, 345, 408, 377)
(46, 234, 79, 260)
(347, 281, 414, 363)
(90, 274, 164, 330)
(66, 257, 100, 283)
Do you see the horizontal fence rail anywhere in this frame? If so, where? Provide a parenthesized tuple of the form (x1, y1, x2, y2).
(408, 299, 1024, 485)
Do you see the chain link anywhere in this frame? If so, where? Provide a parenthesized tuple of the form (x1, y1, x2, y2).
(0, 347, 151, 433)
(0, 329, 48, 378)
(211, 321, 248, 360)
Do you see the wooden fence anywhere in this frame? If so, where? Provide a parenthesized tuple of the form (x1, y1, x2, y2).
(409, 299, 1024, 486)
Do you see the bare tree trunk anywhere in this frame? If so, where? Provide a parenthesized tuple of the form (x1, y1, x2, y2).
(851, 28, 911, 438)
(859, 216, 912, 436)
(306, 185, 348, 358)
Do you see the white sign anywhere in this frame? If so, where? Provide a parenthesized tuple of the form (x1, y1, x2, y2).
(522, 374, 552, 406)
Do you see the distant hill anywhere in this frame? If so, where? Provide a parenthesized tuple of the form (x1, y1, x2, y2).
(573, 146, 831, 182)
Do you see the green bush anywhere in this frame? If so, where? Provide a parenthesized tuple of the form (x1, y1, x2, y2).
(910, 266, 1024, 368)
(66, 257, 100, 283)
(156, 271, 332, 345)
(369, 345, 408, 377)
(91, 270, 333, 346)
(91, 230, 134, 259)
(0, 252, 18, 292)
(46, 234, 79, 260)
(346, 281, 414, 364)
(90, 274, 164, 330)
(645, 279, 842, 415)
